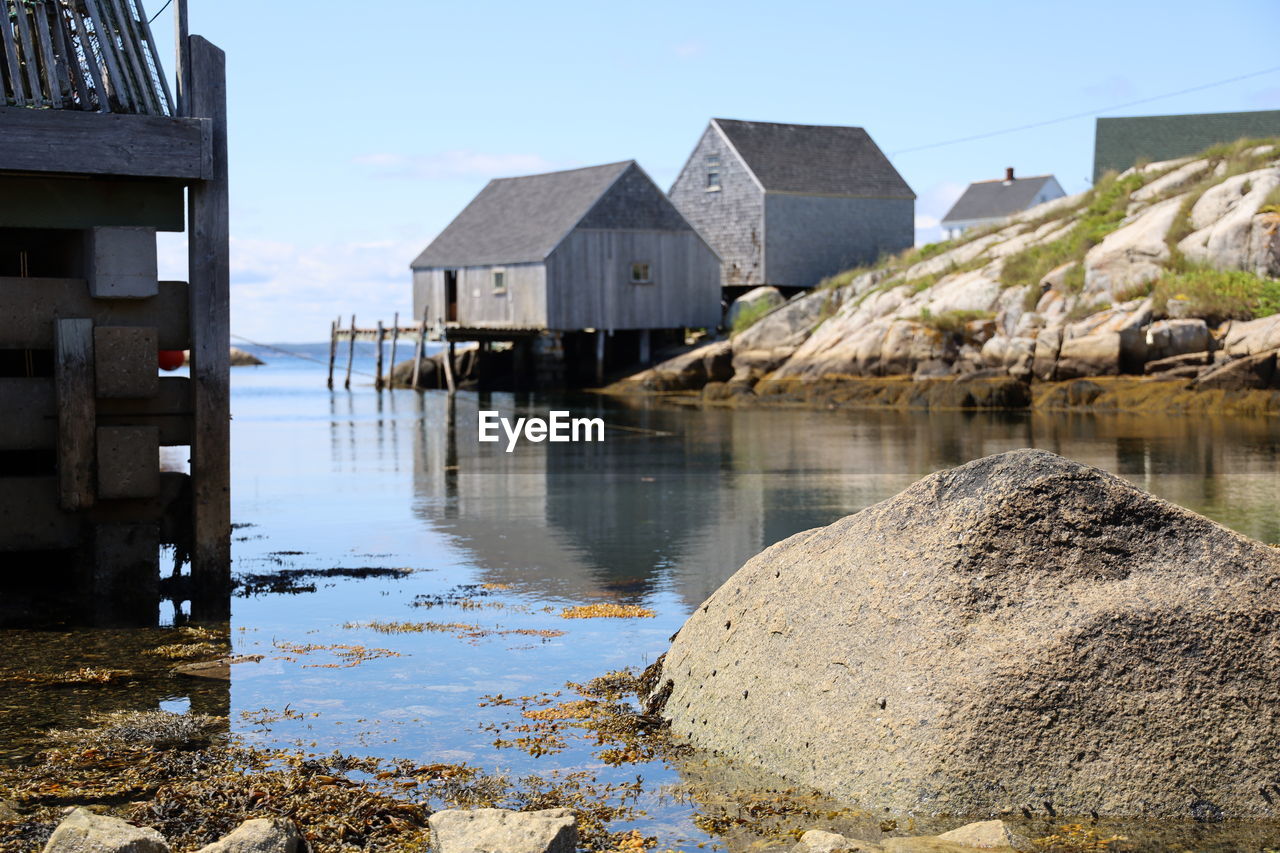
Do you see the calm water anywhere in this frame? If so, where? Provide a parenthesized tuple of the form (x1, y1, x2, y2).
(5, 343, 1280, 850)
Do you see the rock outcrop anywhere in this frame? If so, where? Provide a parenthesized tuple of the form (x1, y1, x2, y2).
(43, 808, 169, 853)
(194, 818, 307, 853)
(645, 450, 1280, 819)
(610, 141, 1280, 406)
(427, 808, 576, 853)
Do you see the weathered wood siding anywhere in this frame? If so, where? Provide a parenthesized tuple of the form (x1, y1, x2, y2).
(668, 124, 765, 288)
(414, 263, 547, 328)
(545, 229, 720, 331)
(764, 194, 914, 288)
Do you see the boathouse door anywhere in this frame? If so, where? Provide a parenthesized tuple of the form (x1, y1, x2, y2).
(444, 270, 458, 322)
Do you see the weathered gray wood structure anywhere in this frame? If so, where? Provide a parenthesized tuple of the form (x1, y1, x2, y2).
(411, 161, 720, 383)
(0, 1, 229, 624)
(669, 119, 915, 295)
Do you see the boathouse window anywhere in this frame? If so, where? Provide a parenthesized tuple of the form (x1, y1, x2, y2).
(492, 270, 506, 293)
(706, 155, 721, 191)
(630, 262, 652, 284)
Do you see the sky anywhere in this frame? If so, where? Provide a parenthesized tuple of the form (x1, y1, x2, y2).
(148, 0, 1280, 343)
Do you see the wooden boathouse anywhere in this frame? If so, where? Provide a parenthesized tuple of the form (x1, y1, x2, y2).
(0, 0, 229, 624)
(410, 160, 721, 385)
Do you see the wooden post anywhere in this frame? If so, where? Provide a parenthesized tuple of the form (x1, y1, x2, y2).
(326, 317, 338, 389)
(374, 320, 385, 391)
(187, 36, 230, 610)
(387, 311, 400, 388)
(344, 314, 356, 390)
(443, 341, 456, 394)
(174, 0, 190, 116)
(639, 329, 651, 365)
(55, 318, 95, 511)
(411, 306, 427, 390)
(595, 329, 605, 386)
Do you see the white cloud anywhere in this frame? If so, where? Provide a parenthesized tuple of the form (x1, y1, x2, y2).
(914, 214, 940, 230)
(353, 150, 559, 180)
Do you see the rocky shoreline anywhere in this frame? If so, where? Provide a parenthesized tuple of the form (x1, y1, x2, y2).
(611, 139, 1280, 414)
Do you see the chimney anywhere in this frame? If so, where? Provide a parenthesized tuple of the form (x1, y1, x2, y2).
(1004, 167, 1015, 183)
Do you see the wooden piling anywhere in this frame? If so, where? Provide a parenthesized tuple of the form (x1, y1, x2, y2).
(595, 330, 605, 387)
(387, 311, 400, 388)
(55, 318, 95, 511)
(443, 341, 456, 394)
(326, 317, 338, 389)
(187, 36, 231, 610)
(411, 306, 427, 390)
(344, 314, 356, 390)
(374, 320, 385, 390)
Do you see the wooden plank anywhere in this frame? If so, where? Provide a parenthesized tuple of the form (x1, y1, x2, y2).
(51, 9, 81, 110)
(135, 0, 173, 114)
(66, 5, 108, 112)
(443, 342, 456, 394)
(105, 0, 157, 115)
(0, 175, 185, 231)
(0, 108, 209, 179)
(83, 0, 132, 111)
(55, 318, 96, 511)
(185, 35, 229, 603)
(1, 9, 27, 107)
(0, 277, 190, 349)
(13, 1, 44, 107)
(33, 2, 63, 108)
(374, 320, 385, 390)
(0, 477, 82, 551)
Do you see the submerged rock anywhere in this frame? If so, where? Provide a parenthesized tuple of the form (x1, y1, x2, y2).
(194, 818, 306, 853)
(44, 808, 169, 853)
(645, 449, 1280, 819)
(427, 808, 575, 853)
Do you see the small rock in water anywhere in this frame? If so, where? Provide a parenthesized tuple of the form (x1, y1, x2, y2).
(194, 817, 307, 852)
(935, 820, 1030, 850)
(792, 828, 881, 851)
(43, 807, 169, 853)
(427, 807, 576, 853)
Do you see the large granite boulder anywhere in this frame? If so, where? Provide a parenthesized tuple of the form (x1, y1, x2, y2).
(645, 450, 1280, 819)
(44, 808, 169, 853)
(727, 286, 785, 330)
(427, 808, 575, 853)
(1083, 195, 1183, 298)
(194, 818, 307, 853)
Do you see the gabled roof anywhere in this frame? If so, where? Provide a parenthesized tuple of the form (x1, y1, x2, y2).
(941, 175, 1057, 224)
(711, 118, 915, 199)
(1093, 109, 1280, 181)
(412, 161, 634, 268)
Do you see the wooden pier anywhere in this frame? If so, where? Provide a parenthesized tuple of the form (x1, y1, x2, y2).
(0, 0, 230, 624)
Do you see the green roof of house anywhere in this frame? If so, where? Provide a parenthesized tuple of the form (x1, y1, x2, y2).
(1093, 109, 1280, 182)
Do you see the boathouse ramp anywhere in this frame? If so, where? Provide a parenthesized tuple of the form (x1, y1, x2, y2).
(0, 7, 229, 625)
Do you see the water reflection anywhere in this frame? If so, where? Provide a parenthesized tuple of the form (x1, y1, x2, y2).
(406, 393, 1280, 610)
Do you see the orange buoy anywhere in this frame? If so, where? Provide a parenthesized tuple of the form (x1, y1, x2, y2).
(158, 350, 185, 371)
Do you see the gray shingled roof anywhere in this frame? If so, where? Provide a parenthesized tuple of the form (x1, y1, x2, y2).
(712, 118, 915, 199)
(412, 161, 633, 268)
(941, 175, 1056, 224)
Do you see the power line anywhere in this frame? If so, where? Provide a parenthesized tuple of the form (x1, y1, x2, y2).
(148, 0, 174, 25)
(891, 64, 1280, 156)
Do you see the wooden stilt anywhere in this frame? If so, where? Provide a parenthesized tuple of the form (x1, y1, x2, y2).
(411, 306, 427, 390)
(443, 341, 456, 394)
(187, 36, 230, 614)
(55, 318, 95, 511)
(326, 317, 337, 390)
(595, 329, 605, 386)
(374, 320, 385, 391)
(387, 311, 400, 388)
(639, 328, 651, 365)
(344, 314, 356, 390)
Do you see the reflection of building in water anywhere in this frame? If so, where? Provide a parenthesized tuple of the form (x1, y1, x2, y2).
(403, 393, 1280, 607)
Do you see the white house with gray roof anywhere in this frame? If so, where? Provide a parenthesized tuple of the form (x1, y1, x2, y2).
(940, 169, 1065, 239)
(669, 119, 915, 293)
(411, 161, 720, 338)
